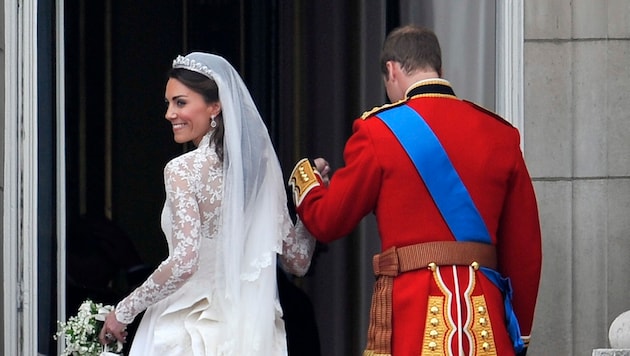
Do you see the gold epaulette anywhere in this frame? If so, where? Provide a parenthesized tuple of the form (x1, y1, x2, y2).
(360, 99, 407, 120)
(288, 158, 321, 207)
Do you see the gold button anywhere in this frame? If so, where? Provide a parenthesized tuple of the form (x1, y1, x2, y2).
(481, 330, 489, 339)
(482, 342, 490, 351)
(430, 329, 439, 338)
(430, 306, 439, 314)
(428, 262, 437, 271)
(430, 318, 439, 326)
(479, 317, 486, 326)
(428, 341, 437, 350)
(471, 261, 480, 270)
(477, 306, 486, 314)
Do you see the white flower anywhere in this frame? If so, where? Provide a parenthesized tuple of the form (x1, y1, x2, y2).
(54, 299, 123, 356)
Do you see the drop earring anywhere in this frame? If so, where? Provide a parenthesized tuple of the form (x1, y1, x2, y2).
(210, 115, 217, 128)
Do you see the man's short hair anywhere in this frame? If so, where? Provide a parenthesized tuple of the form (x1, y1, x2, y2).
(380, 25, 442, 77)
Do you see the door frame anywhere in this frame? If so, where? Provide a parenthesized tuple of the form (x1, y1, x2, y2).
(55, 0, 68, 355)
(2, 0, 66, 355)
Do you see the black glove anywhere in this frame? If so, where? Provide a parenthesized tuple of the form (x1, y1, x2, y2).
(516, 347, 528, 356)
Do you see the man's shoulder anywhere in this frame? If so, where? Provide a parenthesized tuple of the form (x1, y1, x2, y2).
(462, 100, 513, 127)
(360, 99, 407, 120)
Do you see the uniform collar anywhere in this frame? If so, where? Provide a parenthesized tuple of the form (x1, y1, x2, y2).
(405, 78, 456, 99)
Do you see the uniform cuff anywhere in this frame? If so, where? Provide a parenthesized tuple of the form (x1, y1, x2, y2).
(288, 158, 321, 207)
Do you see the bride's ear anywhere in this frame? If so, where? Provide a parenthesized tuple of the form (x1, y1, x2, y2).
(208, 102, 222, 117)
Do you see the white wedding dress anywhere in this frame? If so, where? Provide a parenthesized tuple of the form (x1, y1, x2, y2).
(115, 134, 315, 355)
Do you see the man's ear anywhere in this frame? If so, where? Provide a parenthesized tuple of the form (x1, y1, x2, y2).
(387, 60, 405, 82)
(385, 61, 396, 81)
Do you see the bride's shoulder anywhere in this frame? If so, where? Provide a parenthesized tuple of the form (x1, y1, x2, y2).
(164, 147, 219, 177)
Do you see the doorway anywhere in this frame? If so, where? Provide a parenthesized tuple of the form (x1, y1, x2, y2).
(60, 0, 278, 354)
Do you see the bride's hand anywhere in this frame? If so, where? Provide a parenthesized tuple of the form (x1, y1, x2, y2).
(99, 310, 128, 345)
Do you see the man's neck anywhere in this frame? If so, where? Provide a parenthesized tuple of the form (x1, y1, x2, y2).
(402, 70, 440, 91)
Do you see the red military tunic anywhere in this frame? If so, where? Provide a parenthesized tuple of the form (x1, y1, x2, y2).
(290, 79, 542, 356)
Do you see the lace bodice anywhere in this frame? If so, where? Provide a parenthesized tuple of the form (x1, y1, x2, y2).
(115, 135, 315, 324)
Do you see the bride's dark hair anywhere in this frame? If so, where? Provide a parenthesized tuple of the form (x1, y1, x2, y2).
(167, 68, 225, 161)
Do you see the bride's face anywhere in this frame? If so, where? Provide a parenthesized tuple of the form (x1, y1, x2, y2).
(164, 78, 219, 146)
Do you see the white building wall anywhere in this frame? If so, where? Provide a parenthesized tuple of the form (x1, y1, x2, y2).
(525, 1, 630, 355)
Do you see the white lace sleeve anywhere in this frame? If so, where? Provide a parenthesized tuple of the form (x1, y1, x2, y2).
(114, 157, 204, 324)
(279, 218, 316, 277)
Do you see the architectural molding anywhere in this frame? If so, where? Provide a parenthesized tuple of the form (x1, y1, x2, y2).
(3, 0, 39, 355)
(496, 1, 525, 148)
(56, 0, 67, 355)
(3, 0, 21, 352)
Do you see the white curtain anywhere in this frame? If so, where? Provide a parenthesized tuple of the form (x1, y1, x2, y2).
(400, 0, 496, 109)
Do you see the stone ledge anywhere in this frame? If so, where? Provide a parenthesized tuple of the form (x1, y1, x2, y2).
(593, 350, 630, 356)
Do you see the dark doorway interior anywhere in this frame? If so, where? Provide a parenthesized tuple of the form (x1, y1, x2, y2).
(63, 0, 244, 278)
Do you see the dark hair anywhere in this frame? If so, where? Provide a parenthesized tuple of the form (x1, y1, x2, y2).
(167, 68, 225, 161)
(379, 25, 442, 77)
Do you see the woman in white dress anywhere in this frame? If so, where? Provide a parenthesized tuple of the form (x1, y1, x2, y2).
(99, 52, 317, 355)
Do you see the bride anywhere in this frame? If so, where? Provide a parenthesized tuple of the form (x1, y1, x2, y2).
(99, 52, 317, 355)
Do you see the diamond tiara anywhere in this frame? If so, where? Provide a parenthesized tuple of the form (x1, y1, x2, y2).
(172, 55, 214, 79)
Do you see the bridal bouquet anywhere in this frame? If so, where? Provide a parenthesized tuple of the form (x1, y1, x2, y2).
(54, 299, 123, 356)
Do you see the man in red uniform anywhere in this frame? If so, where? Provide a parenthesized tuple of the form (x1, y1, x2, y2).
(288, 25, 542, 356)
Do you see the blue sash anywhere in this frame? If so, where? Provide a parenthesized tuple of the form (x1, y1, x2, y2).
(375, 104, 524, 353)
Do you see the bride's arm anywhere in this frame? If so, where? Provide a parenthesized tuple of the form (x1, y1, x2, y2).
(279, 218, 316, 277)
(114, 159, 203, 324)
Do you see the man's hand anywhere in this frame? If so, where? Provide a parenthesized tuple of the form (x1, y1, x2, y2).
(313, 158, 330, 186)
